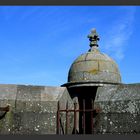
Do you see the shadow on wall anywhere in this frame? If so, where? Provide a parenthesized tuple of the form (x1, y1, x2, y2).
(67, 86, 99, 134)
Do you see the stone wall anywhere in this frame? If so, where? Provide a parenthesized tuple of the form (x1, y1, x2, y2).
(0, 84, 74, 134)
(1, 83, 140, 134)
(94, 84, 140, 134)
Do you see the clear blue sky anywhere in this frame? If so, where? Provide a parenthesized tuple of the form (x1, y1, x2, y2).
(0, 6, 139, 86)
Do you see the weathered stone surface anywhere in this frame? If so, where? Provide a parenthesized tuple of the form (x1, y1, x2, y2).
(94, 84, 140, 134)
(0, 84, 74, 134)
(0, 84, 17, 107)
(1, 83, 140, 134)
(66, 48, 121, 88)
(0, 84, 17, 134)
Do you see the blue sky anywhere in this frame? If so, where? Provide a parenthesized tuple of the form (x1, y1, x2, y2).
(0, 6, 139, 86)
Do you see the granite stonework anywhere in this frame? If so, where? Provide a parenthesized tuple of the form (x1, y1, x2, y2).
(0, 84, 74, 134)
(94, 84, 140, 134)
(0, 83, 140, 134)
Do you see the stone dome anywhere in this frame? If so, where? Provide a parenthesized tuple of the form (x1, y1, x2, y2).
(63, 29, 121, 87)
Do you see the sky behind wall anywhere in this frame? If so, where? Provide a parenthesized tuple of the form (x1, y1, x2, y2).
(0, 6, 139, 86)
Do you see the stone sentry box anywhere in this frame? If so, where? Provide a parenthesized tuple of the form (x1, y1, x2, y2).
(0, 84, 74, 134)
(1, 29, 140, 135)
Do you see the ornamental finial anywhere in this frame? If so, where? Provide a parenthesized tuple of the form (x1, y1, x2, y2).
(87, 28, 99, 48)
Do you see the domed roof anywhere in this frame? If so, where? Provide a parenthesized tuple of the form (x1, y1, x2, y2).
(63, 29, 121, 88)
